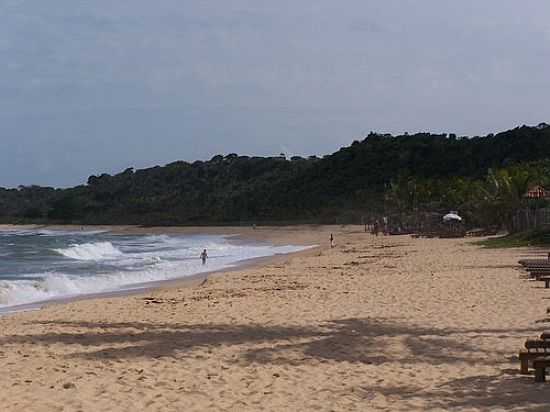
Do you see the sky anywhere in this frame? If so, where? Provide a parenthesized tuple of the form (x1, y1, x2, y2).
(1, 0, 549, 187)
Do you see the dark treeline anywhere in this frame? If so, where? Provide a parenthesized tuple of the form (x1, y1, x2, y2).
(2, 123, 550, 226)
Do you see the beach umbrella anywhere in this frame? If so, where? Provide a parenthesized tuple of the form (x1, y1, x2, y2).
(443, 212, 462, 222)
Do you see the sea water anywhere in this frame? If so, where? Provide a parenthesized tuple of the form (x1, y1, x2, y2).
(0, 228, 309, 312)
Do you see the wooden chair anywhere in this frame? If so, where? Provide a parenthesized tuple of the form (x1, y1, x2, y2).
(533, 357, 550, 382)
(519, 337, 550, 374)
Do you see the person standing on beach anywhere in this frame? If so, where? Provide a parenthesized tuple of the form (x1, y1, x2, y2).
(372, 220, 380, 236)
(330, 233, 335, 248)
(200, 249, 208, 265)
(382, 216, 389, 235)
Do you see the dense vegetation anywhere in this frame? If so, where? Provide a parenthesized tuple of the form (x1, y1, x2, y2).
(2, 123, 550, 227)
(476, 230, 550, 248)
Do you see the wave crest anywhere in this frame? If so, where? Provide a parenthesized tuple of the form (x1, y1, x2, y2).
(54, 242, 124, 261)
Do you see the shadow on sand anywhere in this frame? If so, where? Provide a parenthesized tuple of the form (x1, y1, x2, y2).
(2, 317, 549, 409)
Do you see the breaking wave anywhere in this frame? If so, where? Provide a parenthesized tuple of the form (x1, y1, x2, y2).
(54, 242, 124, 261)
(0, 231, 315, 311)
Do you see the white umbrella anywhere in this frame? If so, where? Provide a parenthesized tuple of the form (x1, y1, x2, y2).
(443, 213, 462, 222)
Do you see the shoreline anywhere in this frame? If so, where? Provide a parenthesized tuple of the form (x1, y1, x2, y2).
(0, 223, 329, 245)
(0, 224, 322, 316)
(2, 226, 549, 411)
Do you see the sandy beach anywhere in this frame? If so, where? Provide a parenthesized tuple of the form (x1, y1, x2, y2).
(1, 225, 550, 411)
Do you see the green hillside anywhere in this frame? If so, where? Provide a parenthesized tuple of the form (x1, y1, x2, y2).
(2, 123, 550, 226)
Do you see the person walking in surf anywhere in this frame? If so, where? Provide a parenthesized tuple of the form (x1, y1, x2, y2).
(200, 249, 208, 265)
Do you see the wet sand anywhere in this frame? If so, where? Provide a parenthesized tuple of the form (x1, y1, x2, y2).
(0, 225, 549, 411)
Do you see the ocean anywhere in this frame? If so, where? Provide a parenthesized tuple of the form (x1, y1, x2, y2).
(0, 228, 309, 313)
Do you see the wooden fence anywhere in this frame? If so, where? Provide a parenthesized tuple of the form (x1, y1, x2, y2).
(512, 208, 550, 232)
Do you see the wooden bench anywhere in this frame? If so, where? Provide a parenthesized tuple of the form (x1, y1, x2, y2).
(523, 266, 550, 272)
(525, 271, 550, 285)
(520, 259, 548, 266)
(541, 276, 550, 289)
(524, 264, 550, 271)
(534, 357, 550, 382)
(520, 350, 549, 374)
(519, 338, 550, 374)
(525, 269, 550, 281)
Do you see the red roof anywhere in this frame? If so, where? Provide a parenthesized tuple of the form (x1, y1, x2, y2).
(525, 185, 550, 199)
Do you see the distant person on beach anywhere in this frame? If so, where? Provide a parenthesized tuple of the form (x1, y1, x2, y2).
(330, 233, 335, 248)
(372, 220, 380, 236)
(200, 249, 208, 265)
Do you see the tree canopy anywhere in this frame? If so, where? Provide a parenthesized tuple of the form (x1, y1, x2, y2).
(2, 123, 550, 226)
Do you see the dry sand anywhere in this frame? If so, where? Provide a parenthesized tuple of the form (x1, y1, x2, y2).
(1, 225, 550, 411)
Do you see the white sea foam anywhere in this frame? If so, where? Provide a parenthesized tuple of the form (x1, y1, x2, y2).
(54, 242, 124, 261)
(0, 229, 109, 237)
(0, 258, 224, 308)
(40, 229, 109, 236)
(0, 233, 315, 311)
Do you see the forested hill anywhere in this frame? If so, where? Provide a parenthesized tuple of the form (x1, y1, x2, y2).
(2, 123, 550, 225)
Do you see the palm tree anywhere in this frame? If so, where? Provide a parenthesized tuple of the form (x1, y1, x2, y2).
(480, 167, 533, 231)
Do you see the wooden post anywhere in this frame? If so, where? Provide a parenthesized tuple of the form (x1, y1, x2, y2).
(521, 357, 529, 374)
(535, 365, 546, 382)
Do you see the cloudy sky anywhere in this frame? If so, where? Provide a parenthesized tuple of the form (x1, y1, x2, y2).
(1, 0, 549, 187)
